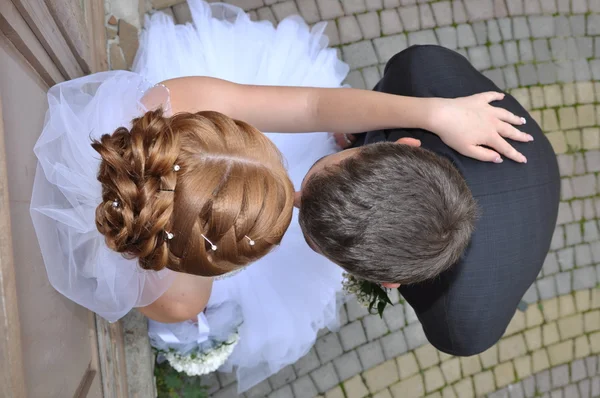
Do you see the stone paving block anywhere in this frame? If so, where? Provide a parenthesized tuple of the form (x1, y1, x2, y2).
(585, 356, 598, 377)
(559, 107, 578, 130)
(559, 294, 577, 317)
(525, 326, 543, 351)
(396, 351, 419, 379)
(583, 310, 600, 333)
(408, 29, 438, 46)
(524, 0, 542, 14)
(506, 0, 524, 15)
(513, 17, 530, 39)
(489, 44, 508, 69)
(577, 105, 596, 128)
(324, 386, 344, 398)
(529, 15, 554, 38)
(311, 362, 340, 393)
(451, 0, 468, 23)
(440, 357, 461, 384)
(356, 12, 380, 40)
(572, 175, 596, 198)
(418, 4, 435, 29)
(543, 298, 560, 323)
(583, 129, 600, 150)
(551, 364, 570, 388)
(333, 351, 362, 381)
(575, 335, 591, 359)
(574, 249, 594, 269)
(558, 248, 575, 271)
(554, 15, 570, 36)
(518, 63, 538, 86)
(533, 348, 552, 373)
(461, 355, 483, 376)
(575, 290, 591, 313)
(372, 35, 407, 64)
(389, 374, 424, 398)
(544, 253, 560, 276)
(498, 18, 513, 41)
(363, 314, 389, 341)
(404, 303, 418, 324)
(316, 0, 343, 19)
(544, 322, 561, 346)
(344, 70, 365, 89)
(340, 322, 368, 351)
(315, 333, 344, 363)
(579, 379, 591, 398)
(382, 303, 404, 332)
(550, 37, 568, 60)
(504, 41, 520, 64)
(296, 0, 320, 24)
(358, 340, 385, 370)
(342, 41, 377, 69)
(477, 346, 498, 370)
(563, 384, 580, 398)
(515, 355, 533, 380)
(472, 21, 487, 45)
(272, 1, 299, 21)
(593, 242, 600, 264)
(593, 376, 600, 397)
(588, 14, 600, 36)
(571, 15, 586, 36)
(556, 60, 575, 83)
(380, 330, 408, 360)
(503, 66, 520, 89)
(403, 323, 428, 351)
(372, 390, 392, 398)
(257, 7, 278, 26)
(363, 359, 399, 393)
(576, 36, 594, 59)
(549, 340, 575, 366)
(340, 0, 367, 14)
(474, 370, 496, 396)
(533, 39, 552, 62)
(537, 369, 553, 393)
(436, 26, 458, 50)
(338, 16, 362, 44)
(468, 46, 492, 70)
(566, 130, 583, 153)
(495, 361, 516, 388)
(270, 365, 298, 390)
(574, 60, 591, 82)
(538, 276, 558, 300)
(457, 24, 477, 48)
(485, 20, 502, 44)
(343, 375, 369, 398)
(454, 378, 475, 398)
(432, 1, 452, 26)
(415, 344, 440, 370)
(484, 69, 506, 90)
(440, 385, 457, 398)
(586, 151, 600, 173)
(291, 374, 318, 398)
(556, 271, 572, 295)
(380, 9, 403, 36)
(398, 5, 420, 31)
(538, 62, 558, 85)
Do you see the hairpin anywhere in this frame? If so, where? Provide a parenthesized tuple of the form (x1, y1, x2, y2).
(245, 235, 255, 246)
(201, 234, 217, 251)
(173, 164, 180, 171)
(165, 231, 174, 240)
(111, 199, 119, 208)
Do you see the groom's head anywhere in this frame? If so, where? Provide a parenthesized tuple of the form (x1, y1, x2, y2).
(296, 139, 478, 287)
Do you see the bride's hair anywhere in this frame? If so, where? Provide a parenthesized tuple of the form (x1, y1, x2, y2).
(92, 109, 294, 276)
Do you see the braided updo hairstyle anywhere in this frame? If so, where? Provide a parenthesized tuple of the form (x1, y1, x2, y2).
(92, 109, 294, 277)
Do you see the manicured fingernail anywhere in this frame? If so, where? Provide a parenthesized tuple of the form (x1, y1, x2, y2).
(528, 134, 534, 141)
(521, 117, 527, 124)
(494, 157, 503, 163)
(523, 157, 528, 163)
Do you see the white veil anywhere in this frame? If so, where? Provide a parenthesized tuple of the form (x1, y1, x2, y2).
(30, 71, 176, 322)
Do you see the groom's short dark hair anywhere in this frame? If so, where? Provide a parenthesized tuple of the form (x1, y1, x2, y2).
(299, 142, 478, 284)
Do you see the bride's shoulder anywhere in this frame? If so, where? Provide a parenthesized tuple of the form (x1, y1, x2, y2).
(139, 272, 214, 323)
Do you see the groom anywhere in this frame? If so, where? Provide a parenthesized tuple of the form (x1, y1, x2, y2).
(297, 45, 560, 356)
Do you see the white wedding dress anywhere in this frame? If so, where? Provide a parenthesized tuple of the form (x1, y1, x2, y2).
(31, 0, 348, 393)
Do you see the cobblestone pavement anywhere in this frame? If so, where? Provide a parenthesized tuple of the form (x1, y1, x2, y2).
(104, 0, 600, 396)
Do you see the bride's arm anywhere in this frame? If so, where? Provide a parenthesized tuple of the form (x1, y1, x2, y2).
(165, 76, 531, 163)
(138, 272, 213, 323)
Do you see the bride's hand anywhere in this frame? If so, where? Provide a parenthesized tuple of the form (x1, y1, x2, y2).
(427, 92, 533, 164)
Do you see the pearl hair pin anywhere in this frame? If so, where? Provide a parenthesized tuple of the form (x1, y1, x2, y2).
(112, 200, 119, 208)
(173, 164, 180, 171)
(201, 234, 217, 251)
(165, 231, 174, 240)
(245, 236, 255, 246)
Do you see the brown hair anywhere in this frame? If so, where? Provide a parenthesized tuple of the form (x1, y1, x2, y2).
(299, 142, 478, 284)
(92, 109, 294, 276)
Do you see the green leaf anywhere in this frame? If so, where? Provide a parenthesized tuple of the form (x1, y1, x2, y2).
(377, 301, 387, 318)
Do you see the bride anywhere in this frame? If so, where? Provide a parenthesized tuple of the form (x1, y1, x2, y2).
(31, 0, 531, 393)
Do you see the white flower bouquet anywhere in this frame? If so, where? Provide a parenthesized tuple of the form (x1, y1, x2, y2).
(158, 330, 240, 377)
